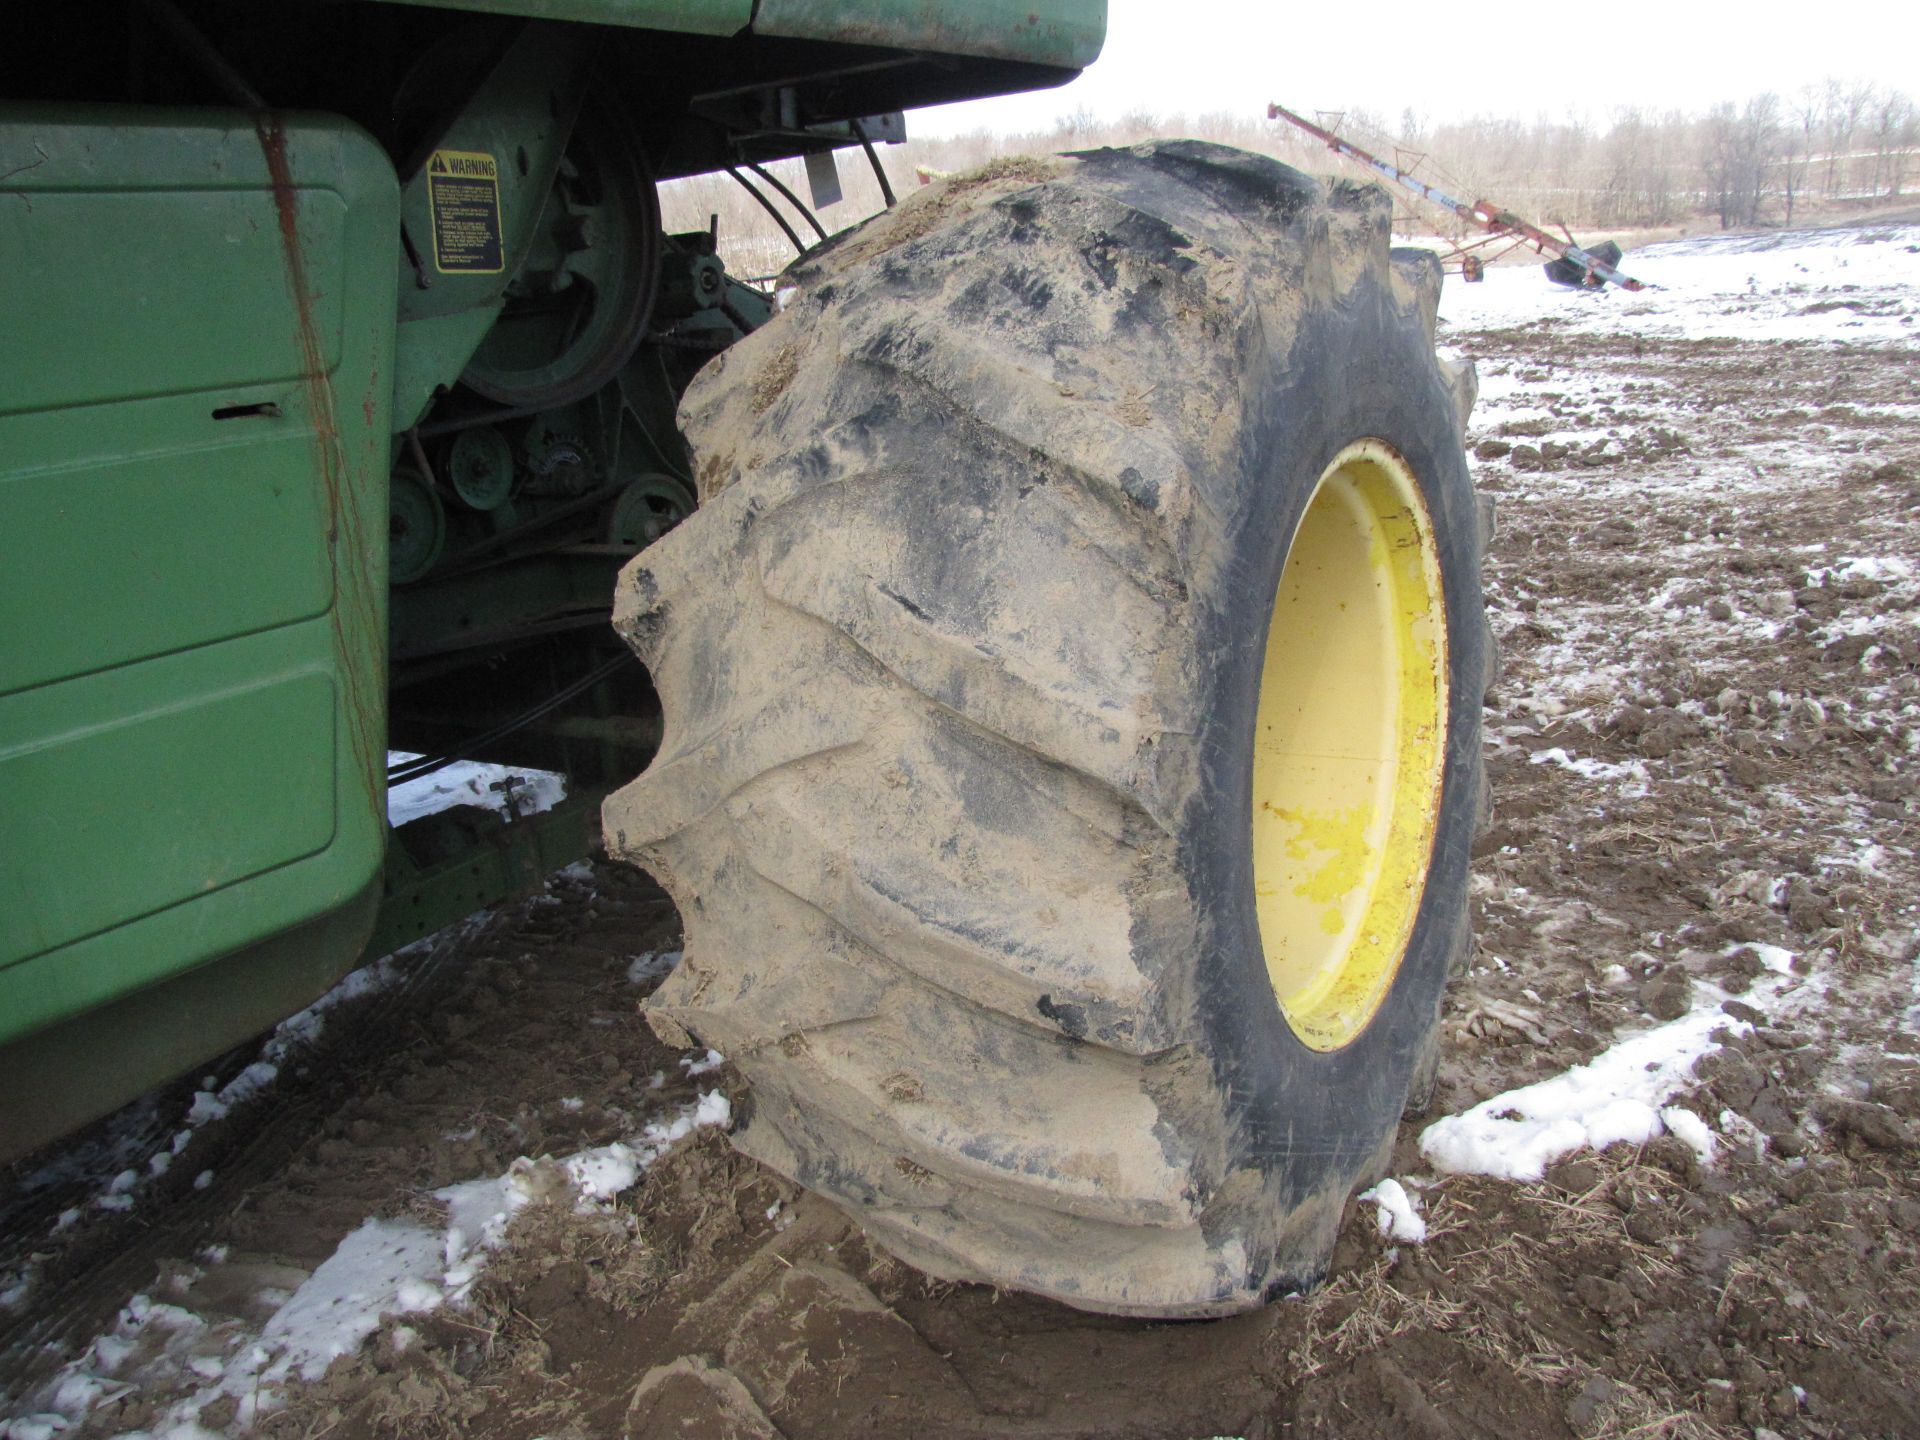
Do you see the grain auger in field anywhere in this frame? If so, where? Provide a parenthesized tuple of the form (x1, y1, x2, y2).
(1268, 100, 1651, 291)
(2, 2, 1488, 1317)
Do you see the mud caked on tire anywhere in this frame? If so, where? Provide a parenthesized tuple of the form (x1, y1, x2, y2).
(605, 142, 1488, 1316)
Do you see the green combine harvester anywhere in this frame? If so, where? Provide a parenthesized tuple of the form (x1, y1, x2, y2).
(0, 0, 1489, 1316)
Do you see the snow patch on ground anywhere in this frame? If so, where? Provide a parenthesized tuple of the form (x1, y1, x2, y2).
(252, 1220, 446, 1387)
(1421, 951, 1799, 1182)
(1528, 746, 1651, 788)
(6, 1093, 733, 1438)
(1806, 555, 1916, 586)
(1440, 222, 1920, 346)
(1357, 1178, 1428, 1244)
(386, 754, 568, 828)
(0, 953, 424, 1321)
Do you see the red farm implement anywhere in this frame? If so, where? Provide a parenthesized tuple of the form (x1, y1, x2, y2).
(1267, 101, 1649, 291)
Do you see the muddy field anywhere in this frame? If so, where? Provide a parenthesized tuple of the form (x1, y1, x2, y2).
(6, 218, 1920, 1440)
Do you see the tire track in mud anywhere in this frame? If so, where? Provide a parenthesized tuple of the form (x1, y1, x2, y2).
(1, 862, 688, 1427)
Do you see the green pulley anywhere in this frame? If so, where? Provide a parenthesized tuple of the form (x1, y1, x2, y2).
(446, 425, 516, 511)
(606, 473, 696, 547)
(389, 468, 446, 584)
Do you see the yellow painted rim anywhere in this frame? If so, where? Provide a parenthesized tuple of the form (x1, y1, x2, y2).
(1251, 440, 1448, 1052)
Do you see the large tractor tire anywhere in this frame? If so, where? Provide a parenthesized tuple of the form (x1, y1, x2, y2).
(604, 141, 1488, 1317)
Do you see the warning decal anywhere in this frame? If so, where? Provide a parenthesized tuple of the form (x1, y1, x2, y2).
(427, 149, 504, 274)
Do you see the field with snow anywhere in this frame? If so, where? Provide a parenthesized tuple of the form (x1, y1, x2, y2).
(4, 216, 1918, 1440)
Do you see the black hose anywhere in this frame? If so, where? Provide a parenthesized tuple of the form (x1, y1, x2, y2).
(725, 166, 805, 255)
(387, 650, 635, 787)
(745, 162, 828, 242)
(849, 118, 896, 209)
(139, 0, 267, 108)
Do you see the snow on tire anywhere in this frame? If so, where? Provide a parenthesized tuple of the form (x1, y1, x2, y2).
(604, 141, 1489, 1316)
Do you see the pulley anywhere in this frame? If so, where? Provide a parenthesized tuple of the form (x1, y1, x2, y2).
(518, 411, 595, 498)
(605, 473, 696, 547)
(389, 468, 446, 584)
(445, 425, 516, 511)
(460, 87, 662, 409)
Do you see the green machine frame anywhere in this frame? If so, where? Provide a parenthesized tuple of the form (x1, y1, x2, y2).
(0, 0, 1104, 1161)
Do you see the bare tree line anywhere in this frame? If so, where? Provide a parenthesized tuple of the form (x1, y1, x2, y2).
(1700, 82, 1918, 228)
(661, 80, 1919, 277)
(1340, 80, 1917, 233)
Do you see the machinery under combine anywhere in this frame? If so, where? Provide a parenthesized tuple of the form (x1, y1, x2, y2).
(1, 1, 1489, 1316)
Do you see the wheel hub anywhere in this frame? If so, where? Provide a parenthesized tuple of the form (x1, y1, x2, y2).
(1251, 440, 1449, 1051)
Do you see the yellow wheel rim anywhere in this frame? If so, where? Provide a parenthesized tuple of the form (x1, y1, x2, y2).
(1251, 440, 1448, 1051)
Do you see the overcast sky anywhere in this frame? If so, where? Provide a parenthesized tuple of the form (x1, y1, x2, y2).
(912, 0, 1920, 138)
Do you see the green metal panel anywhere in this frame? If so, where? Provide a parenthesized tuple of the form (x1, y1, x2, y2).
(0, 107, 398, 1049)
(367, 0, 751, 34)
(0, 883, 381, 1164)
(3, 664, 338, 964)
(353, 0, 1103, 67)
(751, 0, 1105, 68)
(369, 791, 604, 957)
(1, 430, 334, 693)
(1, 188, 347, 412)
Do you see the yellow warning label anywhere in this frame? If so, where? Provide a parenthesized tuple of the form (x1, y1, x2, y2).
(427, 149, 504, 274)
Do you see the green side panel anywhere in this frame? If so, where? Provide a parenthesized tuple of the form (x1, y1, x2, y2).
(352, 0, 1104, 66)
(0, 429, 334, 693)
(5, 668, 337, 960)
(0, 188, 347, 413)
(0, 106, 399, 1050)
(751, 0, 1106, 68)
(364, 0, 751, 35)
(0, 881, 381, 1165)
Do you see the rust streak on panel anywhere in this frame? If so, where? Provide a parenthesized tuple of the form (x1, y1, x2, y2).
(254, 114, 386, 814)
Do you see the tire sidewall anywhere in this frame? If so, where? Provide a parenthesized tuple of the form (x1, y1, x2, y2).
(1187, 270, 1484, 1211)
